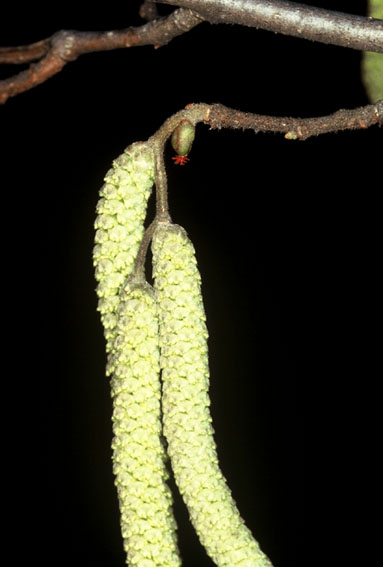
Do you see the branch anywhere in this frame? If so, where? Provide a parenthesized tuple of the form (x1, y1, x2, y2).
(130, 99, 382, 273)
(2, 3, 382, 103)
(205, 101, 383, 139)
(0, 38, 51, 64)
(0, 8, 203, 103)
(148, 101, 382, 147)
(156, 0, 383, 52)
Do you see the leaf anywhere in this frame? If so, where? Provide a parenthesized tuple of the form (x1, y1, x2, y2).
(362, 0, 383, 102)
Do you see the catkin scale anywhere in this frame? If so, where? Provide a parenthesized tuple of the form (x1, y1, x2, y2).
(93, 141, 155, 361)
(152, 223, 273, 567)
(108, 276, 181, 567)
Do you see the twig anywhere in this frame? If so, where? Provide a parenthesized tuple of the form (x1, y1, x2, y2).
(148, 101, 382, 146)
(0, 38, 51, 64)
(131, 99, 382, 278)
(156, 0, 383, 52)
(145, 99, 382, 231)
(0, 8, 203, 103)
(206, 101, 383, 140)
(2, 2, 382, 103)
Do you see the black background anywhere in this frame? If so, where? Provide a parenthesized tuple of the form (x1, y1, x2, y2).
(1, 2, 381, 566)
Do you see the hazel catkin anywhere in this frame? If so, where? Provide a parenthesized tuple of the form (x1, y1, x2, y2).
(93, 141, 155, 360)
(152, 222, 273, 567)
(108, 275, 181, 567)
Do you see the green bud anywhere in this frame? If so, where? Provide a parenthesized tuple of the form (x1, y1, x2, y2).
(171, 120, 195, 156)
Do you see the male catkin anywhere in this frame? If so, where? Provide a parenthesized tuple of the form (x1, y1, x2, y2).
(108, 275, 181, 567)
(93, 141, 155, 361)
(152, 222, 273, 567)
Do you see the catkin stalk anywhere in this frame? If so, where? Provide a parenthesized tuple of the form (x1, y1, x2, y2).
(93, 141, 155, 361)
(152, 222, 273, 567)
(108, 275, 181, 567)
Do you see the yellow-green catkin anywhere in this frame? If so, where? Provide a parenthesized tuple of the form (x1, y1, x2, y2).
(152, 222, 273, 567)
(93, 142, 155, 360)
(108, 275, 181, 567)
(362, 0, 383, 102)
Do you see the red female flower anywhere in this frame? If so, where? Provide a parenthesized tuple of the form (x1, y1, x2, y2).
(172, 154, 190, 166)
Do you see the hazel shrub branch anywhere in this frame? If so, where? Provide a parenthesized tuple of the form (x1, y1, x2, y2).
(1, 2, 382, 102)
(93, 98, 382, 565)
(0, 8, 203, 103)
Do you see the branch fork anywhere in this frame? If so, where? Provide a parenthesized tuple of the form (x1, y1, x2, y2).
(1, 2, 382, 103)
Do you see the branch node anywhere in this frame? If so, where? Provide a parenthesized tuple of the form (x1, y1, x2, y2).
(51, 30, 79, 62)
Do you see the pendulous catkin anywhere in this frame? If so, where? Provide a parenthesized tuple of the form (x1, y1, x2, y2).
(152, 222, 273, 567)
(108, 275, 181, 567)
(93, 142, 181, 566)
(93, 141, 155, 360)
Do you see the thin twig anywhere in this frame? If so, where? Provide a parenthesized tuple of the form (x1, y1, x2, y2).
(132, 99, 382, 278)
(0, 8, 203, 103)
(156, 0, 383, 52)
(0, 38, 51, 64)
(149, 101, 382, 146)
(147, 99, 382, 241)
(206, 101, 383, 140)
